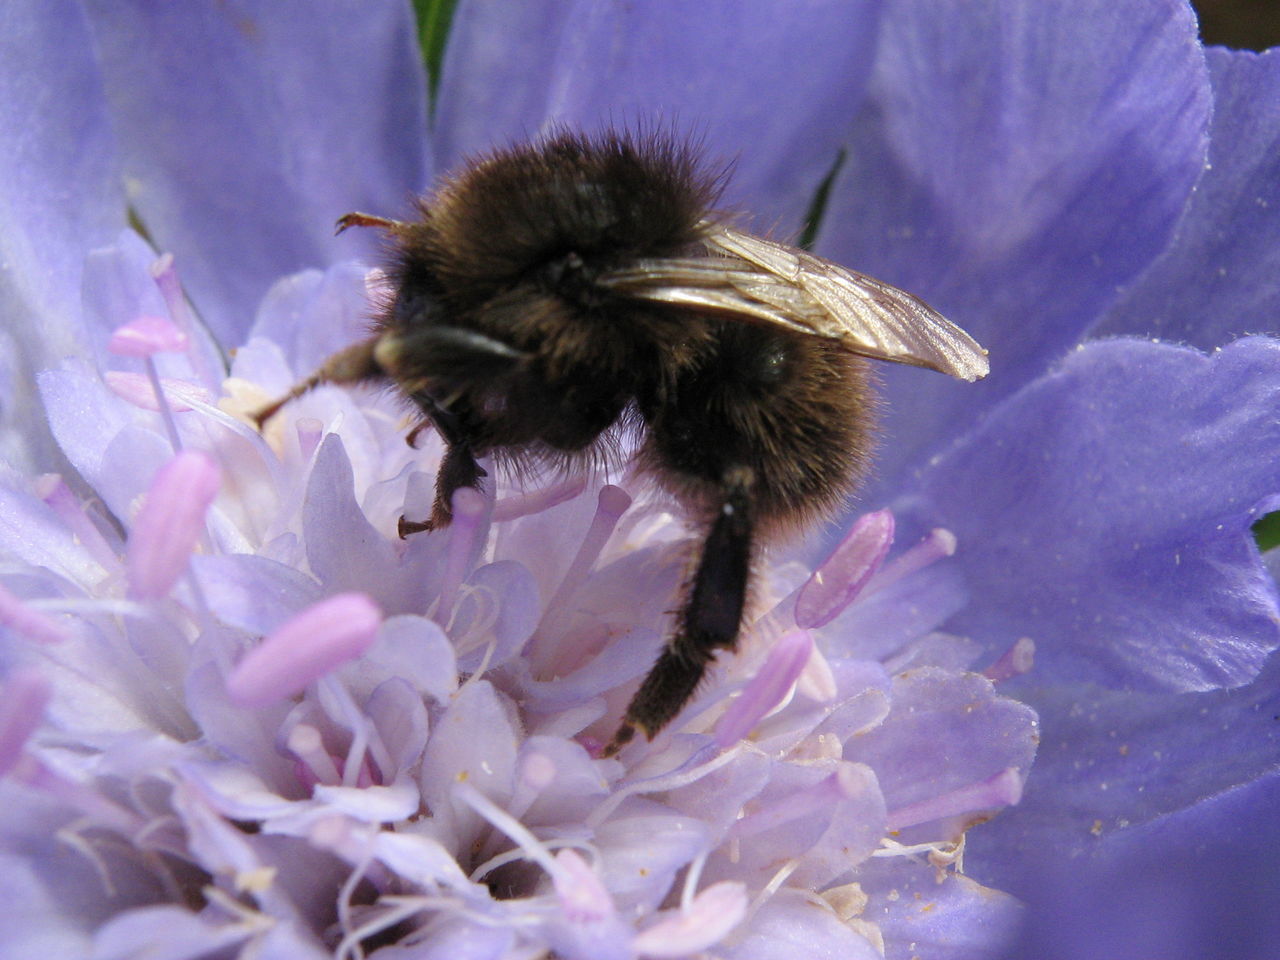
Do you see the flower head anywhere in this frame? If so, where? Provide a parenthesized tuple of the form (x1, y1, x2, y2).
(2, 2, 1278, 959)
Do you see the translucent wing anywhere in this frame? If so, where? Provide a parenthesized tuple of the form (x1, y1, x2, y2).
(600, 224, 989, 381)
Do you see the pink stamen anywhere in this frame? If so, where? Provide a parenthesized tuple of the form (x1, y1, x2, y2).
(863, 527, 957, 597)
(715, 629, 813, 748)
(287, 723, 342, 788)
(107, 315, 189, 357)
(35, 473, 121, 571)
(729, 764, 864, 840)
(226, 592, 382, 707)
(7, 752, 141, 833)
(552, 848, 614, 922)
(126, 450, 221, 600)
(529, 485, 631, 670)
(507, 750, 557, 822)
(104, 371, 210, 412)
(491, 477, 587, 522)
(296, 417, 324, 461)
(796, 510, 894, 629)
(886, 767, 1024, 831)
(982, 637, 1036, 683)
(632, 881, 747, 957)
(0, 668, 51, 775)
(435, 487, 488, 625)
(0, 582, 69, 645)
(151, 254, 213, 386)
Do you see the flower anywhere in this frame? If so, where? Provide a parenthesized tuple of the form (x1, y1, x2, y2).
(1, 2, 1278, 959)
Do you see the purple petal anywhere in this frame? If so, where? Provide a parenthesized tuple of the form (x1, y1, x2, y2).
(436, 0, 880, 234)
(922, 337, 1280, 691)
(81, 0, 429, 346)
(823, 0, 1210, 501)
(1094, 48, 1280, 349)
(969, 652, 1280, 896)
(1001, 769, 1280, 960)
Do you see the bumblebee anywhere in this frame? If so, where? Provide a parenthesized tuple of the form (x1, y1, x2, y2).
(254, 130, 988, 754)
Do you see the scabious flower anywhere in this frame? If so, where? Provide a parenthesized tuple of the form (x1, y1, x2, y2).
(1, 2, 1277, 960)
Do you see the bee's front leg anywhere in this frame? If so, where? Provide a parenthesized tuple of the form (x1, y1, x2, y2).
(398, 394, 487, 538)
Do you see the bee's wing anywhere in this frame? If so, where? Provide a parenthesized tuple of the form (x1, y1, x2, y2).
(601, 225, 989, 381)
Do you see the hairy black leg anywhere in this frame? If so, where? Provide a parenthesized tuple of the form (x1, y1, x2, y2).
(605, 467, 755, 755)
(398, 395, 487, 538)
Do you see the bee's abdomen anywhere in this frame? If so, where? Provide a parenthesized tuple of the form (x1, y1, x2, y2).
(640, 324, 876, 531)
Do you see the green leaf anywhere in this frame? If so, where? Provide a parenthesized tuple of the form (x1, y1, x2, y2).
(1252, 510, 1280, 552)
(796, 149, 846, 252)
(412, 0, 459, 114)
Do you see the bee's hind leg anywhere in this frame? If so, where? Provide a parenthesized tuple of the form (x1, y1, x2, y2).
(605, 466, 755, 755)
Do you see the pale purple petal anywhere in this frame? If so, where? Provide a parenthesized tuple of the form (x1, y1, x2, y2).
(358, 615, 457, 705)
(419, 680, 520, 851)
(0, 581, 70, 645)
(722, 888, 882, 960)
(80, 0, 429, 345)
(303, 435, 408, 606)
(90, 906, 257, 960)
(593, 810, 711, 913)
(0, 0, 124, 472)
(843, 669, 1036, 832)
(714, 629, 814, 747)
(190, 553, 323, 636)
